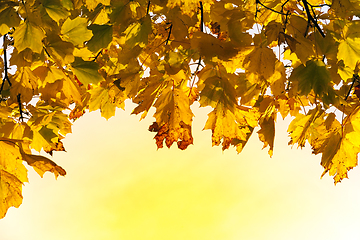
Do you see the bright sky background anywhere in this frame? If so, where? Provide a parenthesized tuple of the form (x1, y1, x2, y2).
(1, 101, 360, 240)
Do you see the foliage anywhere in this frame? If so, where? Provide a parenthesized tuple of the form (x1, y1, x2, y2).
(1, 0, 360, 217)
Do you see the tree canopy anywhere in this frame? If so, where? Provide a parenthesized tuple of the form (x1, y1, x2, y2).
(1, 0, 360, 218)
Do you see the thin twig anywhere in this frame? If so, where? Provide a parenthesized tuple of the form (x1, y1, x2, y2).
(199, 1, 204, 33)
(17, 94, 24, 122)
(165, 24, 172, 45)
(256, 0, 291, 16)
(1, 34, 11, 94)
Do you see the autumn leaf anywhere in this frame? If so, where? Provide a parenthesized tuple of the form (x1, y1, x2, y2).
(204, 105, 258, 153)
(0, 139, 28, 219)
(290, 60, 333, 97)
(87, 24, 113, 53)
(13, 21, 45, 53)
(123, 16, 152, 48)
(20, 148, 66, 179)
(0, 6, 21, 35)
(71, 57, 103, 85)
(152, 86, 194, 150)
(3, 0, 360, 220)
(41, 0, 70, 23)
(243, 46, 277, 80)
(60, 17, 93, 46)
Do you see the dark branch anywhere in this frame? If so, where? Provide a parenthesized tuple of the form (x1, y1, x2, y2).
(256, 0, 291, 16)
(1, 34, 11, 95)
(345, 74, 360, 101)
(92, 50, 103, 62)
(147, 0, 150, 15)
(17, 94, 24, 122)
(301, 0, 325, 38)
(199, 1, 204, 33)
(43, 46, 51, 58)
(165, 23, 172, 45)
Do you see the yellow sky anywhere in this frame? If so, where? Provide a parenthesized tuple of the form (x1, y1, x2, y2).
(1, 102, 360, 240)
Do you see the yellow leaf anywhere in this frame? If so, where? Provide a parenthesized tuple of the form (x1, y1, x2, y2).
(93, 8, 110, 25)
(198, 75, 238, 111)
(0, 6, 21, 35)
(338, 37, 360, 70)
(0, 139, 28, 219)
(13, 21, 45, 53)
(204, 105, 257, 153)
(71, 57, 104, 85)
(43, 34, 75, 66)
(42, 0, 70, 23)
(86, 0, 111, 11)
(312, 106, 360, 184)
(152, 86, 194, 149)
(20, 149, 66, 179)
(60, 17, 93, 46)
(243, 46, 277, 80)
(288, 107, 324, 148)
(11, 67, 39, 103)
(132, 73, 164, 120)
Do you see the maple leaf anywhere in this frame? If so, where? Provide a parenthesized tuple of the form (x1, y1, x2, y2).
(204, 105, 258, 153)
(41, 0, 70, 23)
(152, 86, 194, 150)
(123, 16, 152, 48)
(0, 139, 28, 219)
(0, 5, 21, 35)
(60, 17, 93, 46)
(243, 46, 277, 80)
(87, 24, 113, 53)
(13, 21, 45, 53)
(290, 60, 333, 98)
(3, 0, 360, 220)
(71, 57, 104, 85)
(310, 107, 360, 184)
(288, 107, 325, 148)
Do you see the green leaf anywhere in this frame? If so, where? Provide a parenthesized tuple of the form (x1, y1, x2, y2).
(290, 60, 332, 96)
(60, 16, 93, 46)
(13, 21, 45, 53)
(71, 57, 103, 85)
(87, 24, 113, 53)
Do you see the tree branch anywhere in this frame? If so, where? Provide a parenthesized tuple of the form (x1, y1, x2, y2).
(165, 23, 172, 45)
(17, 94, 24, 122)
(301, 0, 325, 38)
(199, 1, 204, 33)
(1, 34, 11, 95)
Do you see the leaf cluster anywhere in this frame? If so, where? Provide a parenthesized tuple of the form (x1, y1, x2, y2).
(1, 0, 360, 217)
